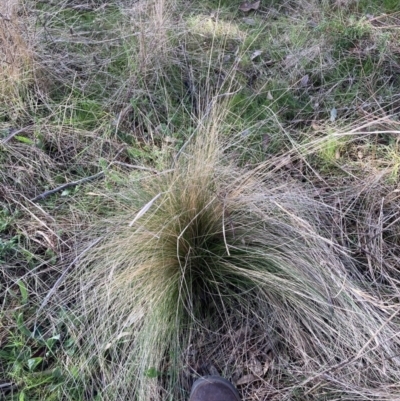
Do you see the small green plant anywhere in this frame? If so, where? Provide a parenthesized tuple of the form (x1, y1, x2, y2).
(359, 0, 400, 12)
(318, 131, 347, 164)
(319, 16, 371, 52)
(0, 283, 82, 400)
(1, 287, 56, 399)
(0, 236, 18, 263)
(0, 208, 13, 233)
(384, 141, 400, 183)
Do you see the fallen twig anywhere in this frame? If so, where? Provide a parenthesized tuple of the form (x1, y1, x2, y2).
(30, 171, 105, 202)
(0, 382, 18, 393)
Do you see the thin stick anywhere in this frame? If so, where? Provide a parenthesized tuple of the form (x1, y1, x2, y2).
(30, 171, 105, 202)
(0, 382, 17, 390)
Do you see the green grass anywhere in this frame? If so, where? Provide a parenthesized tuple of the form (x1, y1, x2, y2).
(359, 0, 400, 12)
(2, 0, 400, 400)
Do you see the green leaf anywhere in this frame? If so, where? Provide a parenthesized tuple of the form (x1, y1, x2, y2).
(15, 135, 34, 145)
(144, 367, 161, 378)
(70, 366, 80, 378)
(51, 367, 63, 379)
(99, 158, 108, 170)
(16, 312, 31, 338)
(0, 349, 13, 360)
(17, 280, 28, 304)
(27, 357, 43, 371)
(46, 334, 61, 349)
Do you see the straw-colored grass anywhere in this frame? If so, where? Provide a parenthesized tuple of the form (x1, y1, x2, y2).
(0, 0, 34, 120)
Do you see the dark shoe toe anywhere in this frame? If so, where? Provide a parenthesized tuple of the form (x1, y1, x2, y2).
(189, 376, 241, 401)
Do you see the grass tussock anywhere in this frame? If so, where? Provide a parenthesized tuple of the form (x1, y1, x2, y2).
(51, 102, 400, 401)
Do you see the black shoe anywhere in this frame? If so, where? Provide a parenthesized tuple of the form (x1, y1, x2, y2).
(189, 376, 241, 401)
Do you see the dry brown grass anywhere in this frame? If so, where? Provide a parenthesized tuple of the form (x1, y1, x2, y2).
(135, 0, 180, 74)
(0, 0, 34, 120)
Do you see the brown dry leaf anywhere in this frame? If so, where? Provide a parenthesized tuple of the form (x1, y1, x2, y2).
(248, 355, 263, 376)
(208, 364, 219, 376)
(250, 50, 262, 60)
(274, 155, 291, 170)
(242, 17, 256, 25)
(236, 374, 257, 385)
(164, 136, 176, 144)
(234, 326, 250, 341)
(300, 74, 310, 87)
(263, 352, 273, 374)
(311, 121, 323, 131)
(263, 359, 271, 374)
(262, 134, 271, 150)
(239, 1, 260, 12)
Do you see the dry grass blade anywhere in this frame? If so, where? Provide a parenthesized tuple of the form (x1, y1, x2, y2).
(128, 193, 163, 227)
